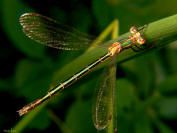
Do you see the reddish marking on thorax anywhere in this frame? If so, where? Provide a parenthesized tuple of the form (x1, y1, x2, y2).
(108, 42, 122, 56)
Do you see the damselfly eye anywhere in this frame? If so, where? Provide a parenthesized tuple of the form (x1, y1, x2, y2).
(130, 26, 138, 34)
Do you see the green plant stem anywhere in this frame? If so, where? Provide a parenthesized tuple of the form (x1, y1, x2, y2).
(48, 110, 72, 133)
(52, 14, 177, 84)
(106, 19, 119, 133)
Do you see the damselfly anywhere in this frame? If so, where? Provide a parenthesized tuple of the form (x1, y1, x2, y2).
(17, 13, 146, 129)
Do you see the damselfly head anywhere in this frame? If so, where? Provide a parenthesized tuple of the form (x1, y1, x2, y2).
(130, 26, 138, 34)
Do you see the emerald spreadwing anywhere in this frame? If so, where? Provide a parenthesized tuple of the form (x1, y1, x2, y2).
(17, 13, 146, 131)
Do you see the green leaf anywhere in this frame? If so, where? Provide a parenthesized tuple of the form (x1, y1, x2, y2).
(71, 7, 92, 33)
(92, 0, 114, 29)
(15, 59, 53, 100)
(157, 74, 177, 95)
(116, 79, 136, 110)
(121, 54, 156, 98)
(156, 97, 177, 119)
(165, 46, 177, 73)
(117, 113, 133, 133)
(28, 109, 50, 130)
(134, 114, 153, 133)
(66, 100, 96, 133)
(92, 0, 177, 33)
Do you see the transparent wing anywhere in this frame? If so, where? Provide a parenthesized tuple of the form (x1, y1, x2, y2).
(19, 13, 94, 50)
(93, 66, 116, 130)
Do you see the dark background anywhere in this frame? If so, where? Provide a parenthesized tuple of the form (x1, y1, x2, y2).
(0, 0, 177, 133)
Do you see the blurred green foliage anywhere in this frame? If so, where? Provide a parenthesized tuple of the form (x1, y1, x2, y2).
(0, 0, 177, 133)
